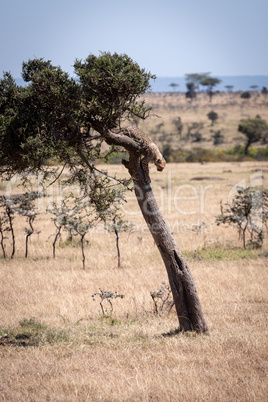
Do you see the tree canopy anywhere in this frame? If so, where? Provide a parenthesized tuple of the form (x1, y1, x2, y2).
(0, 52, 156, 221)
(238, 118, 268, 155)
(0, 53, 155, 175)
(0, 52, 208, 333)
(200, 76, 221, 101)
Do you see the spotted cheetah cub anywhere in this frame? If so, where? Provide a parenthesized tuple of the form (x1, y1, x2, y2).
(115, 126, 166, 180)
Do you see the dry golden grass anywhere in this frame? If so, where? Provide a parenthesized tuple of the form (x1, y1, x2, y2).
(1, 159, 268, 401)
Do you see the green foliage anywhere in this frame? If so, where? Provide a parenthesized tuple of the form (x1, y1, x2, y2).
(0, 59, 81, 175)
(0, 52, 154, 176)
(200, 76, 221, 101)
(184, 246, 267, 261)
(74, 52, 155, 129)
(238, 118, 268, 155)
(0, 317, 71, 346)
(185, 73, 210, 88)
(158, 145, 268, 164)
(0, 52, 153, 244)
(185, 82, 197, 100)
(207, 110, 218, 126)
(241, 91, 251, 99)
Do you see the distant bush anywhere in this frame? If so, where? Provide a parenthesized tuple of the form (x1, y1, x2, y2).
(211, 130, 224, 145)
(241, 91, 251, 99)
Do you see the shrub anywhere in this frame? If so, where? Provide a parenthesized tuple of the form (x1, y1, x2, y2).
(216, 187, 267, 249)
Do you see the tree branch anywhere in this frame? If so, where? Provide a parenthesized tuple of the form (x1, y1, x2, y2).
(104, 129, 141, 154)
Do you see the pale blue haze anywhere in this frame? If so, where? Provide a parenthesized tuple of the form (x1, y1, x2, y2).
(1, 0, 267, 80)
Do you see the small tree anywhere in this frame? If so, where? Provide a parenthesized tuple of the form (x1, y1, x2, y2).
(13, 192, 40, 258)
(200, 76, 221, 102)
(105, 214, 134, 268)
(238, 118, 268, 155)
(92, 288, 125, 316)
(0, 196, 16, 259)
(49, 202, 69, 258)
(241, 91, 251, 99)
(216, 187, 265, 249)
(51, 193, 111, 269)
(211, 130, 224, 145)
(207, 110, 218, 126)
(0, 197, 10, 258)
(150, 282, 174, 315)
(225, 85, 234, 92)
(169, 83, 179, 92)
(185, 82, 197, 100)
(186, 122, 204, 142)
(250, 85, 258, 92)
(185, 73, 210, 93)
(173, 116, 183, 138)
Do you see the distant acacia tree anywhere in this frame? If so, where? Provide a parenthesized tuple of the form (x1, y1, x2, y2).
(169, 83, 179, 92)
(185, 73, 210, 92)
(238, 118, 268, 155)
(225, 85, 234, 92)
(207, 110, 218, 126)
(185, 82, 197, 100)
(200, 76, 221, 102)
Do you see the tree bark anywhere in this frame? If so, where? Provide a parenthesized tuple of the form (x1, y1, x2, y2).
(114, 228, 121, 268)
(81, 233, 86, 269)
(124, 152, 209, 333)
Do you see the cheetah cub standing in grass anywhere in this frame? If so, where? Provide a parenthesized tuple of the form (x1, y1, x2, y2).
(114, 126, 166, 182)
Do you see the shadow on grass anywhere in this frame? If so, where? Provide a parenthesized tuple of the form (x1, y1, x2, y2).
(160, 328, 181, 338)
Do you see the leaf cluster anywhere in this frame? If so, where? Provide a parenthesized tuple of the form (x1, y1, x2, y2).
(238, 118, 268, 143)
(0, 52, 154, 178)
(74, 52, 155, 130)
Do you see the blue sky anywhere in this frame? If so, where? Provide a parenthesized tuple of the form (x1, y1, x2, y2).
(1, 0, 268, 79)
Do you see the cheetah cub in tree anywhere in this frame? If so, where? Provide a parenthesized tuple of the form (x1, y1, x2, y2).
(116, 126, 166, 181)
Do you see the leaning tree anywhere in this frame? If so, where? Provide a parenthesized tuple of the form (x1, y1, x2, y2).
(0, 52, 208, 333)
(238, 118, 268, 155)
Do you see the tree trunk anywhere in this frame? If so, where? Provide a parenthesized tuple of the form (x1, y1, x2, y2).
(0, 229, 6, 258)
(124, 154, 209, 333)
(81, 233, 86, 269)
(114, 227, 121, 268)
(7, 209, 15, 259)
(53, 227, 62, 258)
(245, 140, 251, 155)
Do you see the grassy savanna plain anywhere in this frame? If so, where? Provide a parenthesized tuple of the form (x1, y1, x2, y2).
(0, 92, 268, 401)
(138, 91, 268, 153)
